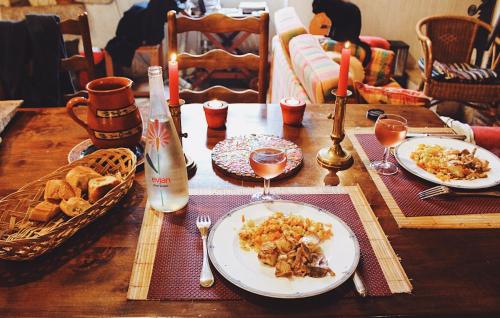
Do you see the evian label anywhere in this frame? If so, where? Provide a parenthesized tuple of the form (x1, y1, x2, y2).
(151, 177, 171, 187)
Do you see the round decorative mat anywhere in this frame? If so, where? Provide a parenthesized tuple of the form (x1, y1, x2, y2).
(211, 135, 303, 181)
(68, 136, 146, 169)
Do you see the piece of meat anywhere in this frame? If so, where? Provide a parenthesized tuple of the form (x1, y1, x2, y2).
(258, 242, 278, 266)
(275, 255, 293, 277)
(291, 243, 310, 277)
(275, 237, 293, 253)
(307, 254, 335, 278)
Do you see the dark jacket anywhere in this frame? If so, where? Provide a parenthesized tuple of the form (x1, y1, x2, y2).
(106, 0, 184, 69)
(0, 20, 29, 101)
(0, 14, 74, 106)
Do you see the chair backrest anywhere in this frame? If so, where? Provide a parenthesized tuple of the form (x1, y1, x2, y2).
(417, 15, 497, 65)
(59, 12, 95, 90)
(167, 11, 269, 104)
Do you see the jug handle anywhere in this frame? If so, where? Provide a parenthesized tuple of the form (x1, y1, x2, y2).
(66, 96, 89, 130)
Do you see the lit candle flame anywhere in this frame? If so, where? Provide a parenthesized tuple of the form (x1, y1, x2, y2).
(208, 99, 224, 108)
(345, 41, 351, 49)
(170, 53, 177, 62)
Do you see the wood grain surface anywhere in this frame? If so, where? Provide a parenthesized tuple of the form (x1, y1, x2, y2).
(1, 103, 500, 317)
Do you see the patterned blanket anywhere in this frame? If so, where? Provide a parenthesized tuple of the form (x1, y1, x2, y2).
(418, 58, 498, 83)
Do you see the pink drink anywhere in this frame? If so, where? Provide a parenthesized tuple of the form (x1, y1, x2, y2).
(249, 148, 287, 179)
(375, 118, 408, 147)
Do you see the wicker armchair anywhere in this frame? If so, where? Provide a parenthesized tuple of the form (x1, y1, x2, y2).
(416, 15, 499, 105)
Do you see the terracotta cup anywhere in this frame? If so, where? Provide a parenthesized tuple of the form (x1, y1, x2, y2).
(66, 77, 143, 149)
(203, 100, 228, 129)
(280, 97, 306, 126)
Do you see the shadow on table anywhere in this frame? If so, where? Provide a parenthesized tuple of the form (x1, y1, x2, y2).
(205, 127, 227, 150)
(0, 182, 145, 287)
(224, 273, 356, 308)
(211, 159, 304, 188)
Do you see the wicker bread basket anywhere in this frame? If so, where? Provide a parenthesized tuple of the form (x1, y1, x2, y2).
(0, 148, 137, 261)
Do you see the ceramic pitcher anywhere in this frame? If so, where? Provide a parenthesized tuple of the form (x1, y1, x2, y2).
(66, 77, 143, 149)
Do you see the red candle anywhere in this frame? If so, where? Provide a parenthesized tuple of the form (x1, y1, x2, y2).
(337, 41, 351, 97)
(168, 53, 180, 106)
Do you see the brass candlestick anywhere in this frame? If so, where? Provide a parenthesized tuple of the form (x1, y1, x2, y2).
(316, 90, 354, 171)
(167, 99, 197, 178)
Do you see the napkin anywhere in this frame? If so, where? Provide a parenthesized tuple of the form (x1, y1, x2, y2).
(0, 100, 23, 137)
(440, 116, 474, 143)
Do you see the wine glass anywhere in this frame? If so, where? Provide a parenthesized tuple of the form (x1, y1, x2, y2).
(249, 147, 287, 201)
(371, 114, 408, 175)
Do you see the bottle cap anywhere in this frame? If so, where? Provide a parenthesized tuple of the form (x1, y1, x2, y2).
(367, 109, 384, 121)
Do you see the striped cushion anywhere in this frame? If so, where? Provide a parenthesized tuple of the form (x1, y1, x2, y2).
(320, 38, 368, 64)
(289, 34, 342, 104)
(364, 48, 394, 86)
(418, 58, 498, 83)
(270, 36, 311, 104)
(359, 36, 390, 50)
(355, 82, 430, 106)
(418, 58, 441, 78)
(274, 7, 308, 55)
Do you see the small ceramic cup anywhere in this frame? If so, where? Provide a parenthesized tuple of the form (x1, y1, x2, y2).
(203, 100, 228, 129)
(280, 97, 306, 126)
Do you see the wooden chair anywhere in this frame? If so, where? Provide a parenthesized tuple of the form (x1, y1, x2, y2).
(416, 15, 499, 106)
(59, 12, 96, 98)
(104, 44, 163, 98)
(104, 45, 163, 78)
(167, 10, 270, 104)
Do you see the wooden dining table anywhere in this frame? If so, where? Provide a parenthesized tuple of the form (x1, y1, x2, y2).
(1, 102, 500, 317)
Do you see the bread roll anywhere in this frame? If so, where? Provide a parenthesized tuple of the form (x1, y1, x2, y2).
(29, 201, 61, 222)
(44, 179, 76, 201)
(88, 176, 121, 203)
(60, 197, 91, 217)
(65, 166, 101, 192)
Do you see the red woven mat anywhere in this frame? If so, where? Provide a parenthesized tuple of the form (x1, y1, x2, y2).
(354, 133, 500, 217)
(147, 193, 392, 300)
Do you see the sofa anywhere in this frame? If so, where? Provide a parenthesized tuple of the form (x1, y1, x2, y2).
(269, 7, 429, 106)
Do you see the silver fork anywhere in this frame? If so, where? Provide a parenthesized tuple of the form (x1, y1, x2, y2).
(418, 185, 500, 200)
(196, 215, 214, 287)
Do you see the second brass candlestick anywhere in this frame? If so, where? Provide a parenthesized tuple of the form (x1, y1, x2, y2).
(317, 90, 354, 171)
(168, 99, 197, 178)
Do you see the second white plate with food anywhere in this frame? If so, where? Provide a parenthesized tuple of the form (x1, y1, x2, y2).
(395, 137, 500, 189)
(207, 200, 360, 299)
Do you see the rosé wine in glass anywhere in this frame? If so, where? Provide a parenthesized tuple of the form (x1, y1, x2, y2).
(374, 118, 408, 148)
(371, 114, 408, 175)
(249, 148, 287, 201)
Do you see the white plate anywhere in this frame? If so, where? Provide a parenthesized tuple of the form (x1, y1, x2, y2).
(395, 137, 500, 189)
(207, 200, 360, 299)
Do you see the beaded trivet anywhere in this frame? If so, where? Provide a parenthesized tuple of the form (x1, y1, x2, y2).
(211, 134, 303, 181)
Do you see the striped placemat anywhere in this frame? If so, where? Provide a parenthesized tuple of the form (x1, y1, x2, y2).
(127, 186, 412, 300)
(348, 127, 500, 229)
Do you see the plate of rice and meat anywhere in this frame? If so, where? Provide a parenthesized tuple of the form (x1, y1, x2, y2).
(207, 201, 360, 299)
(395, 137, 500, 189)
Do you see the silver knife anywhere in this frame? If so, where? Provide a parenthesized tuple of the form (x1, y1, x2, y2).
(406, 133, 467, 140)
(353, 271, 367, 297)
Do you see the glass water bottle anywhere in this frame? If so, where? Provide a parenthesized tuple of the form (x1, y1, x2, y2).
(144, 66, 189, 212)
